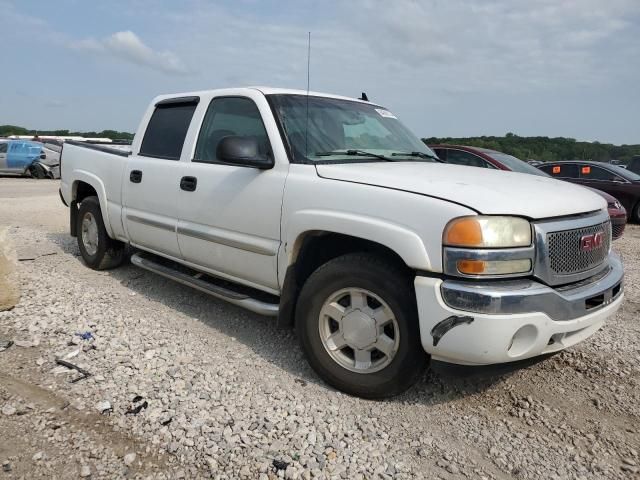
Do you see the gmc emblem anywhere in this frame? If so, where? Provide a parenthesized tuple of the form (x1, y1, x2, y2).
(580, 231, 605, 252)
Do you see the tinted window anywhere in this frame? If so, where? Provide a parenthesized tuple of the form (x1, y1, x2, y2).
(140, 101, 197, 160)
(432, 148, 447, 161)
(446, 150, 493, 168)
(0, 143, 7, 153)
(194, 97, 270, 164)
(489, 153, 546, 176)
(579, 165, 623, 181)
(607, 163, 640, 181)
(541, 163, 579, 178)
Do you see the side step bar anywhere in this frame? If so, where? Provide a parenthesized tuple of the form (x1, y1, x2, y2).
(130, 252, 279, 317)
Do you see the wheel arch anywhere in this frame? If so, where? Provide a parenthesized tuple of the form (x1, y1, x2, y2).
(277, 223, 427, 329)
(70, 173, 113, 238)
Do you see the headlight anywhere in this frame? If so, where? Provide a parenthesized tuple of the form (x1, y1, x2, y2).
(444, 216, 532, 248)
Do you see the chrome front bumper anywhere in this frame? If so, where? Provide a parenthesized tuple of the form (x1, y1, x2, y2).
(440, 252, 623, 321)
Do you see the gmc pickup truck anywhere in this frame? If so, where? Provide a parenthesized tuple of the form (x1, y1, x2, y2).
(60, 87, 624, 398)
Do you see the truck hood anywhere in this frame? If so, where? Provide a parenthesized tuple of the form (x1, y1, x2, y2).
(316, 162, 606, 219)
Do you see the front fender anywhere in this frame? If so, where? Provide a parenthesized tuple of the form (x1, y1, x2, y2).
(279, 209, 431, 286)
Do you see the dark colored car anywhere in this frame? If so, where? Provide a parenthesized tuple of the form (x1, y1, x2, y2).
(627, 156, 640, 176)
(537, 161, 640, 224)
(430, 145, 627, 238)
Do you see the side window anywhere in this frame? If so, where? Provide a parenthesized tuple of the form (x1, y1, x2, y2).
(194, 97, 271, 164)
(0, 143, 7, 153)
(446, 150, 492, 168)
(541, 163, 579, 178)
(140, 100, 198, 160)
(432, 148, 447, 161)
(579, 165, 621, 181)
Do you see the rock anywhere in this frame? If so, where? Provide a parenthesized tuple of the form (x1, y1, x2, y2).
(32, 451, 43, 461)
(80, 465, 91, 477)
(123, 452, 136, 466)
(446, 463, 460, 474)
(96, 400, 112, 414)
(0, 228, 20, 312)
(1, 405, 16, 416)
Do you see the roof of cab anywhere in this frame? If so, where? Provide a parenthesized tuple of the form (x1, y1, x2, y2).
(154, 87, 378, 106)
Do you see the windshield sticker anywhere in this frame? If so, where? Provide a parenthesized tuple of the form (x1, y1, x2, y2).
(375, 108, 397, 119)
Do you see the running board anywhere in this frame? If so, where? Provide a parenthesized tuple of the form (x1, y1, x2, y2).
(130, 252, 279, 317)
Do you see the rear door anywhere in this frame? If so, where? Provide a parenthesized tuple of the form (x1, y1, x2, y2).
(176, 93, 288, 292)
(122, 97, 198, 258)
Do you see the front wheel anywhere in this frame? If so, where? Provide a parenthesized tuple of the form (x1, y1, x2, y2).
(296, 253, 428, 399)
(76, 196, 125, 270)
(632, 202, 640, 224)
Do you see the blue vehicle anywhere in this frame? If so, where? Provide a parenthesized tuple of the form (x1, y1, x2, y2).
(0, 139, 57, 178)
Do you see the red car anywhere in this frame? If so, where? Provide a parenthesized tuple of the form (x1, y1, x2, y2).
(430, 145, 626, 240)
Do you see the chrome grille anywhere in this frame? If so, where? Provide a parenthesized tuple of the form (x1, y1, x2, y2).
(612, 222, 625, 240)
(547, 221, 611, 275)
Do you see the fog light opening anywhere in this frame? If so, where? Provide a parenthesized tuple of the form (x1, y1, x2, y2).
(507, 324, 538, 357)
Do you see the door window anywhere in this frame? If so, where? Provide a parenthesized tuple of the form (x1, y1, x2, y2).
(194, 97, 271, 164)
(0, 143, 7, 153)
(445, 150, 493, 168)
(432, 148, 447, 161)
(540, 163, 579, 178)
(140, 100, 198, 160)
(579, 165, 623, 182)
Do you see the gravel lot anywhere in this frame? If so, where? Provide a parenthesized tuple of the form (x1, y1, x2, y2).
(0, 177, 638, 479)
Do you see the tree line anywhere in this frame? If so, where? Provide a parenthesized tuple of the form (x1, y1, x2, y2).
(0, 125, 134, 141)
(422, 133, 640, 163)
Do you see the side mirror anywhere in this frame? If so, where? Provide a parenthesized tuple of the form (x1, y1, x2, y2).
(216, 136, 274, 170)
(40, 152, 46, 160)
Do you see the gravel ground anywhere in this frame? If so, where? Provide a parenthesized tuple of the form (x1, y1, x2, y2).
(0, 177, 639, 479)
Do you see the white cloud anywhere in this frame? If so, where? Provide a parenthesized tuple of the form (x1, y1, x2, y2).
(71, 30, 188, 75)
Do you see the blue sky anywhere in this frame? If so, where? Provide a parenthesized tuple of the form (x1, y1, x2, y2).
(1, 0, 639, 144)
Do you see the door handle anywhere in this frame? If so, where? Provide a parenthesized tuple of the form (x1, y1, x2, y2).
(180, 176, 197, 192)
(130, 170, 142, 183)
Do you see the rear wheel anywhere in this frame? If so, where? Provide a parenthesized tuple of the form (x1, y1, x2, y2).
(296, 253, 428, 398)
(76, 196, 125, 270)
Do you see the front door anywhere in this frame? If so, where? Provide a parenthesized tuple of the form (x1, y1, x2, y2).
(177, 95, 288, 292)
(122, 99, 198, 259)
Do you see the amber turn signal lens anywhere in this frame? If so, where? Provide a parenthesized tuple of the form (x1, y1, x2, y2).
(444, 218, 483, 246)
(457, 259, 486, 274)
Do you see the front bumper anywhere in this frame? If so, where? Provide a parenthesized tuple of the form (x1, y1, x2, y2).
(415, 253, 624, 365)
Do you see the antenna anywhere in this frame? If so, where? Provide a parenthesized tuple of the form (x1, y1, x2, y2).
(305, 31, 311, 158)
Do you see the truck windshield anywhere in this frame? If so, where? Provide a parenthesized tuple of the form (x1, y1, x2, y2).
(268, 94, 437, 163)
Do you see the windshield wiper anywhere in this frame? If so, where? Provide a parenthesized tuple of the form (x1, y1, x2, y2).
(390, 151, 443, 162)
(315, 149, 392, 162)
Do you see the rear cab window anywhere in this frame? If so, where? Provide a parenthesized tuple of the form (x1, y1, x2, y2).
(139, 97, 199, 160)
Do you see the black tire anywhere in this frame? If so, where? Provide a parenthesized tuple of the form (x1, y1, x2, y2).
(296, 253, 428, 399)
(76, 196, 125, 270)
(633, 202, 640, 224)
(30, 164, 46, 179)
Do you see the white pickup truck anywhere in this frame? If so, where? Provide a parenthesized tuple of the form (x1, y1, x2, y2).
(60, 87, 624, 398)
